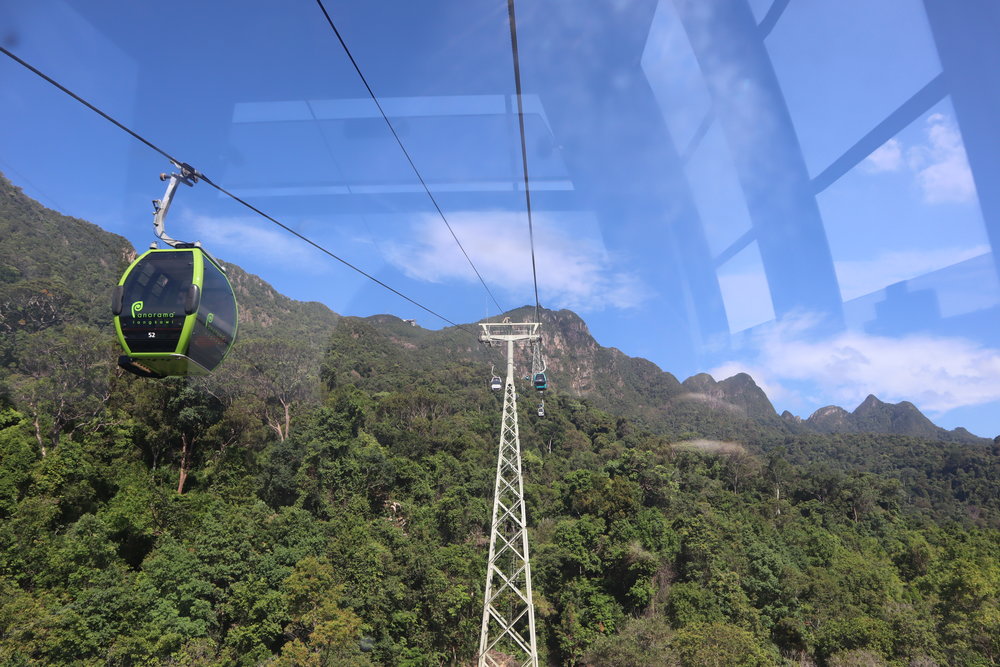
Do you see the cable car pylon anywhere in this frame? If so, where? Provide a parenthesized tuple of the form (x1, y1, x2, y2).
(478, 318, 539, 667)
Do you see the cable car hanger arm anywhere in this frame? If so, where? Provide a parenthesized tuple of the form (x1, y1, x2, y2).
(152, 162, 200, 248)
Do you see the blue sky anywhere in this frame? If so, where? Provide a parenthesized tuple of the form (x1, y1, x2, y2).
(2, 0, 999, 438)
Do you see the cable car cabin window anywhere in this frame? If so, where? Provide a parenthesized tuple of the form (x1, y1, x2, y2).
(187, 257, 237, 371)
(119, 252, 192, 353)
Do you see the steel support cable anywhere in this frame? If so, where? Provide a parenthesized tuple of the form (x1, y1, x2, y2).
(507, 0, 545, 399)
(0, 46, 178, 166)
(506, 0, 541, 326)
(313, 0, 507, 317)
(197, 175, 478, 335)
(0, 45, 478, 337)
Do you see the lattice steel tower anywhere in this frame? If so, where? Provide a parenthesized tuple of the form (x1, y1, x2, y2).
(477, 320, 539, 667)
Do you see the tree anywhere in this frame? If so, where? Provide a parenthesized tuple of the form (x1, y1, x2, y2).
(583, 615, 677, 666)
(764, 448, 793, 514)
(672, 622, 777, 667)
(553, 577, 624, 663)
(131, 379, 221, 494)
(222, 339, 322, 442)
(723, 450, 761, 495)
(276, 556, 370, 666)
(815, 616, 894, 663)
(8, 326, 114, 454)
(0, 575, 57, 663)
(0, 280, 72, 367)
(0, 410, 36, 517)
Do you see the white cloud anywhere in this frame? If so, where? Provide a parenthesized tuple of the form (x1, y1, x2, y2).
(383, 212, 650, 311)
(641, 0, 712, 150)
(835, 244, 990, 301)
(862, 114, 976, 204)
(183, 209, 329, 273)
(711, 314, 1000, 415)
(641, 0, 791, 192)
(908, 114, 977, 204)
(863, 138, 903, 173)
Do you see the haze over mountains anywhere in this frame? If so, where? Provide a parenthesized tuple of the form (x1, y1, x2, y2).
(0, 172, 986, 445)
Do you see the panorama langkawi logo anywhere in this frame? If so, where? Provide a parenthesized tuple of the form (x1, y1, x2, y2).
(129, 300, 176, 324)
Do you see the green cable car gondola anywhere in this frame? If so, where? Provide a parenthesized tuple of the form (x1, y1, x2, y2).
(112, 166, 238, 378)
(113, 246, 237, 378)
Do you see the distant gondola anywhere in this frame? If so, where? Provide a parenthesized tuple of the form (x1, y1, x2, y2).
(113, 246, 237, 378)
(490, 375, 502, 391)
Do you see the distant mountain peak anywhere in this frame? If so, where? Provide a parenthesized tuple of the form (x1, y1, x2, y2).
(806, 405, 853, 434)
(780, 410, 802, 423)
(679, 371, 777, 422)
(856, 394, 884, 410)
(810, 405, 850, 420)
(681, 373, 717, 391)
(798, 393, 983, 443)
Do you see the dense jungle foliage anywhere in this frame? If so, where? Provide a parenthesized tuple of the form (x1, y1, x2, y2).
(1, 174, 999, 665)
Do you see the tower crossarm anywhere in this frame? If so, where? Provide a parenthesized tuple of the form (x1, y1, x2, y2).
(479, 321, 540, 345)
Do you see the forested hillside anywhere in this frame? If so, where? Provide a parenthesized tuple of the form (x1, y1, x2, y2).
(1, 174, 999, 665)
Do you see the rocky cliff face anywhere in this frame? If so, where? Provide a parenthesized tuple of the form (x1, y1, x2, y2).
(492, 306, 685, 428)
(467, 308, 780, 439)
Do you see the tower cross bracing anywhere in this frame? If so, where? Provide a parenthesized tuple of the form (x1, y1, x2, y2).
(478, 321, 539, 667)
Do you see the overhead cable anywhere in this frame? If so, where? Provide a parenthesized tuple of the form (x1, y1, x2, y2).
(0, 45, 477, 336)
(313, 0, 507, 317)
(197, 174, 476, 334)
(0, 46, 180, 166)
(506, 0, 542, 325)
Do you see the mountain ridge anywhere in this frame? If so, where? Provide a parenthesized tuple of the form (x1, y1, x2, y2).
(340, 305, 989, 444)
(0, 171, 987, 443)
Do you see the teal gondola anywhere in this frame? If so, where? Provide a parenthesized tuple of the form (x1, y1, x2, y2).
(533, 372, 547, 391)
